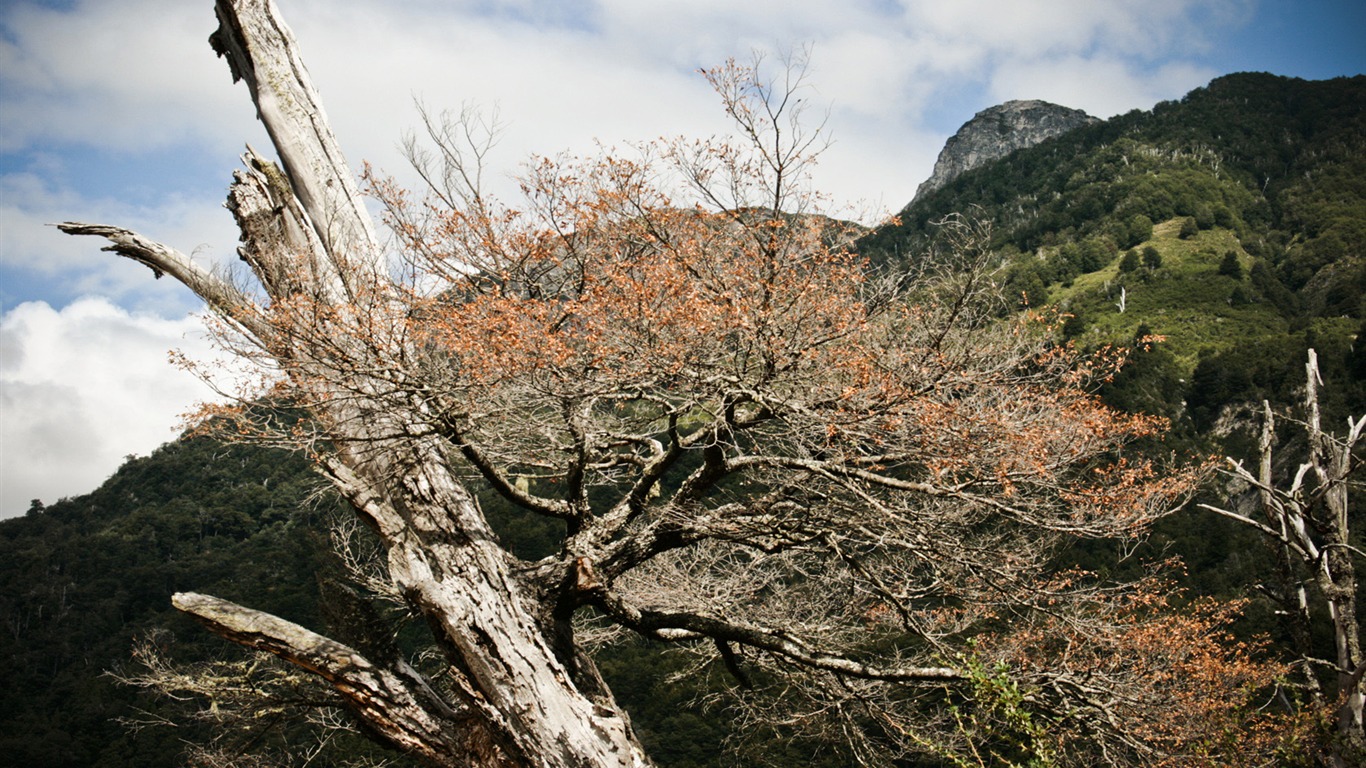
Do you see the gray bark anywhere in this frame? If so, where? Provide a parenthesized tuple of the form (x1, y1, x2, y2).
(61, 1, 649, 765)
(1200, 349, 1364, 766)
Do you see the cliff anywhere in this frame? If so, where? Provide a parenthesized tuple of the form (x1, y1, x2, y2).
(913, 99, 1098, 202)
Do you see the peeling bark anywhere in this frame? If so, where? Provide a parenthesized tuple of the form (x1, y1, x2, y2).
(208, 0, 382, 282)
(61, 1, 650, 765)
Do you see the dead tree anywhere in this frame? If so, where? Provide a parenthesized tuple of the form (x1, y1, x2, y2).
(1201, 349, 1364, 767)
(60, 1, 644, 765)
(59, 2, 1295, 765)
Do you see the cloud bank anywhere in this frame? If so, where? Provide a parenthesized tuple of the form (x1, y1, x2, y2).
(0, 299, 225, 516)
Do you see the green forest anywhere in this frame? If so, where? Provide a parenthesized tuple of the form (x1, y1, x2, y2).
(3, 71, 1363, 767)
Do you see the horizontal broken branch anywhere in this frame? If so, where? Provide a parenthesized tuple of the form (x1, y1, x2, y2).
(172, 591, 507, 767)
(53, 222, 272, 344)
(596, 589, 961, 684)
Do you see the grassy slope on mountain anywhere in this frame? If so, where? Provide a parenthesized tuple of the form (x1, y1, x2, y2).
(860, 72, 1365, 427)
(861, 74, 1365, 694)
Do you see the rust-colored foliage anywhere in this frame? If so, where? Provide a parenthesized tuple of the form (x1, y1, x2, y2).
(349, 105, 1288, 760)
(985, 574, 1305, 766)
(157, 50, 1297, 767)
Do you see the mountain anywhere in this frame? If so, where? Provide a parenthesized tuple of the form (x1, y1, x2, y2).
(860, 74, 1366, 625)
(912, 99, 1099, 204)
(862, 73, 1365, 428)
(3, 71, 1363, 768)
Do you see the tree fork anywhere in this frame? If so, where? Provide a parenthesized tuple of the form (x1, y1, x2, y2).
(172, 592, 510, 766)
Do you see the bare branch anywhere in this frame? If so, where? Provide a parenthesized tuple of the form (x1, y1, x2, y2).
(53, 222, 271, 344)
(172, 592, 508, 767)
(595, 588, 961, 684)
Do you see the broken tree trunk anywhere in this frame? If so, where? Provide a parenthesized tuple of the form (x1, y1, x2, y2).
(59, 1, 649, 765)
(1200, 350, 1364, 767)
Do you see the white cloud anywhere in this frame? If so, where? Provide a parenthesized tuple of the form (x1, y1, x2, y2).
(0, 0, 261, 155)
(278, 1, 731, 198)
(0, 298, 229, 517)
(0, 172, 241, 315)
(1, 0, 1247, 229)
(987, 56, 1218, 118)
(902, 0, 1241, 62)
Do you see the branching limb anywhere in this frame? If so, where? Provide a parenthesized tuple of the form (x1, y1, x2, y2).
(593, 588, 961, 684)
(53, 222, 271, 344)
(1197, 502, 1315, 562)
(172, 592, 512, 767)
(434, 414, 579, 521)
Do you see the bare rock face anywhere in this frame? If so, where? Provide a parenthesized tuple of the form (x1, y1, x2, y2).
(913, 100, 1098, 203)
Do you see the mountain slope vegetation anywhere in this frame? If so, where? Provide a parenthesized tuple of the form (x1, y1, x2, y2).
(0, 436, 361, 767)
(3, 71, 1363, 766)
(864, 71, 1364, 431)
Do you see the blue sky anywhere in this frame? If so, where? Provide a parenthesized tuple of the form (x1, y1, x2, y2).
(1, 0, 1362, 516)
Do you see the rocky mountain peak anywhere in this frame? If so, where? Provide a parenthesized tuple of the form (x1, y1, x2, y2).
(913, 99, 1098, 203)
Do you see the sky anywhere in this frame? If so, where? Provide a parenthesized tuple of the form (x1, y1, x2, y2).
(1, 0, 1362, 518)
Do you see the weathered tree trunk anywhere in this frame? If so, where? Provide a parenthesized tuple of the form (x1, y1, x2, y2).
(1304, 352, 1365, 763)
(1201, 350, 1364, 767)
(61, 1, 649, 765)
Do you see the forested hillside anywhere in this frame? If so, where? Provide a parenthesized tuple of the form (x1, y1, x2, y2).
(862, 73, 1365, 430)
(0, 436, 361, 766)
(864, 72, 1365, 692)
(861, 75, 1366, 765)
(0, 432, 796, 768)
(3, 71, 1363, 767)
